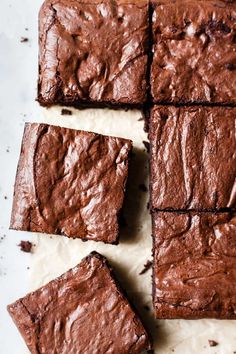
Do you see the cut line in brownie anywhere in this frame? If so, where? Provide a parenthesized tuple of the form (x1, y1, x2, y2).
(8, 251, 152, 353)
(38, 0, 149, 108)
(152, 211, 236, 319)
(10, 123, 132, 244)
(151, 0, 236, 105)
(149, 106, 236, 211)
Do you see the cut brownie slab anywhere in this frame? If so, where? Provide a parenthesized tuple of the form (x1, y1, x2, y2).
(150, 106, 236, 211)
(8, 252, 151, 353)
(152, 211, 236, 319)
(10, 123, 132, 244)
(151, 0, 236, 104)
(38, 0, 149, 107)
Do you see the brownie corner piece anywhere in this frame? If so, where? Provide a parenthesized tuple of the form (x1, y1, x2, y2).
(38, 0, 149, 107)
(10, 123, 132, 244)
(8, 251, 151, 353)
(152, 211, 236, 319)
(151, 0, 236, 104)
(149, 105, 236, 210)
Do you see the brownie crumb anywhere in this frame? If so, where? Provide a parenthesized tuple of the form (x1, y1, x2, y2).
(27, 267, 30, 270)
(6, 148, 10, 153)
(139, 183, 148, 192)
(139, 260, 153, 275)
(144, 305, 150, 311)
(4, 196, 7, 200)
(18, 241, 33, 253)
(61, 108, 72, 115)
(20, 37, 29, 43)
(208, 340, 218, 347)
(25, 28, 29, 31)
(142, 140, 150, 153)
(138, 117, 144, 121)
(147, 202, 150, 210)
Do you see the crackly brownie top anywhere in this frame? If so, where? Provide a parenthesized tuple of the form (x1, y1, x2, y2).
(150, 106, 236, 210)
(153, 212, 236, 319)
(10, 123, 132, 243)
(8, 252, 151, 354)
(38, 0, 149, 106)
(151, 0, 236, 104)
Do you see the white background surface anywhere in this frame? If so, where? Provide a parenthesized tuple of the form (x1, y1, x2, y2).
(0, 1, 236, 353)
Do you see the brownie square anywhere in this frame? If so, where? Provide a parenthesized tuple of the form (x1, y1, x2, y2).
(152, 211, 236, 319)
(150, 106, 236, 211)
(151, 0, 236, 104)
(10, 123, 132, 244)
(8, 252, 151, 353)
(38, 0, 149, 107)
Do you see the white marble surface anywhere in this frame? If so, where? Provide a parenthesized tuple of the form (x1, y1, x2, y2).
(0, 1, 236, 354)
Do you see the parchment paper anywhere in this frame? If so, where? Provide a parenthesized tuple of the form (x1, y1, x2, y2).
(29, 106, 236, 354)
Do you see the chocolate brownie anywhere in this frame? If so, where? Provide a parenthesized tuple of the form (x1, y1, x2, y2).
(10, 123, 132, 244)
(152, 211, 236, 319)
(151, 0, 236, 104)
(8, 252, 151, 353)
(38, 0, 149, 107)
(150, 106, 236, 211)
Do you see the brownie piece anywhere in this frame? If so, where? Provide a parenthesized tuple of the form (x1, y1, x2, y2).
(8, 252, 151, 353)
(38, 0, 149, 107)
(10, 123, 132, 244)
(150, 106, 236, 211)
(152, 211, 236, 319)
(151, 0, 236, 104)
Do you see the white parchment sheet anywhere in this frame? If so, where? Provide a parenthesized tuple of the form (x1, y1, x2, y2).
(28, 107, 236, 354)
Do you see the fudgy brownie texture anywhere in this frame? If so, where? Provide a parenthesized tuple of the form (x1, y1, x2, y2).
(150, 106, 236, 211)
(10, 123, 132, 244)
(151, 0, 236, 104)
(8, 252, 151, 353)
(152, 211, 236, 319)
(38, 0, 149, 107)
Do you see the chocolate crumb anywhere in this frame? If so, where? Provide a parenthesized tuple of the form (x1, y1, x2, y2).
(25, 28, 29, 31)
(18, 241, 33, 253)
(27, 267, 30, 270)
(142, 140, 150, 153)
(138, 117, 144, 121)
(208, 340, 218, 347)
(139, 260, 153, 275)
(4, 196, 7, 200)
(144, 305, 150, 311)
(20, 37, 29, 43)
(61, 108, 72, 115)
(6, 148, 10, 153)
(147, 202, 150, 210)
(139, 184, 148, 192)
